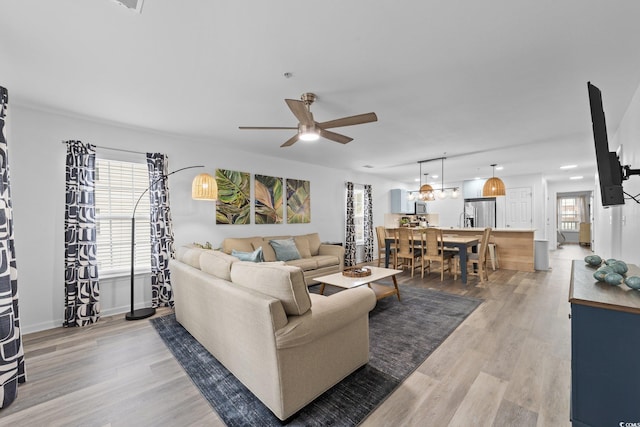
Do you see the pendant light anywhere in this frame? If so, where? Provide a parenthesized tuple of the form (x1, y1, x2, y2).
(418, 161, 434, 201)
(482, 164, 506, 197)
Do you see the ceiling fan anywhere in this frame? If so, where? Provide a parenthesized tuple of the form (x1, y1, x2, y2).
(239, 93, 378, 147)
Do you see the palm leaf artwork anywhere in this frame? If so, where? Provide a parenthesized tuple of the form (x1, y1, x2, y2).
(286, 179, 310, 224)
(254, 175, 283, 224)
(215, 169, 250, 224)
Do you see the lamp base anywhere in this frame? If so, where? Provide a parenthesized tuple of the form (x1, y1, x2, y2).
(125, 307, 156, 321)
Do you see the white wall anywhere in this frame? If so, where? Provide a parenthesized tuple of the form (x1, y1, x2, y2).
(9, 105, 401, 333)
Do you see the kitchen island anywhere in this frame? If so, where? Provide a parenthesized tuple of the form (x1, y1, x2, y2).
(442, 228, 535, 272)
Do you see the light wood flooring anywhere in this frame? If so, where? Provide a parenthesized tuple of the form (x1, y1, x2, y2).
(1, 244, 590, 426)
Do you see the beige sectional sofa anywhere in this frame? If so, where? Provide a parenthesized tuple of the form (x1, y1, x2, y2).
(170, 246, 376, 421)
(221, 233, 344, 285)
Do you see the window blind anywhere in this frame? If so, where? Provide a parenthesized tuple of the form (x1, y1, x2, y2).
(95, 158, 151, 275)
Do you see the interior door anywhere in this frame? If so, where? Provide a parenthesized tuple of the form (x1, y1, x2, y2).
(506, 187, 532, 229)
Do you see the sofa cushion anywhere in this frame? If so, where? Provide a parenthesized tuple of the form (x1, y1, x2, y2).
(200, 250, 238, 281)
(285, 258, 318, 271)
(232, 246, 264, 263)
(176, 247, 204, 269)
(222, 237, 260, 254)
(255, 239, 277, 262)
(294, 236, 312, 258)
(230, 261, 311, 316)
(270, 238, 301, 261)
(305, 233, 322, 256)
(314, 255, 340, 268)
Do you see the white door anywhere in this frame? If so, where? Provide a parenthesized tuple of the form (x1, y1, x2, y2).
(506, 187, 532, 229)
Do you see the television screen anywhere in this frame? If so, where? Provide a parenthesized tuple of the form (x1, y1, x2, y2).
(587, 82, 624, 206)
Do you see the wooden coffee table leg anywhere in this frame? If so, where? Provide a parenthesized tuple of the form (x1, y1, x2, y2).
(392, 275, 401, 301)
(319, 283, 325, 295)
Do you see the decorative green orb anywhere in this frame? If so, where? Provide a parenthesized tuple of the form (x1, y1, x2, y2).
(584, 255, 602, 266)
(594, 267, 613, 281)
(605, 258, 618, 266)
(610, 261, 628, 275)
(604, 272, 624, 286)
(625, 276, 640, 290)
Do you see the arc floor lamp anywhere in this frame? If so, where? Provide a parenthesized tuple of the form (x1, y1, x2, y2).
(126, 165, 217, 320)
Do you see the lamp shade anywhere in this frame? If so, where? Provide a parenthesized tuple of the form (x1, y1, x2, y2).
(482, 177, 506, 197)
(192, 173, 218, 200)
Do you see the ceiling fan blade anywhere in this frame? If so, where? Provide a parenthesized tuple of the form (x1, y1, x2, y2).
(285, 99, 314, 126)
(318, 112, 378, 129)
(239, 126, 298, 130)
(319, 128, 353, 144)
(281, 134, 299, 147)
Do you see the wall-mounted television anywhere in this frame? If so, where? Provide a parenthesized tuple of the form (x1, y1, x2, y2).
(587, 82, 625, 206)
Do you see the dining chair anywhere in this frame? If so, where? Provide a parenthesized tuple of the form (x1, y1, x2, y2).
(419, 228, 453, 280)
(395, 227, 421, 277)
(376, 226, 396, 267)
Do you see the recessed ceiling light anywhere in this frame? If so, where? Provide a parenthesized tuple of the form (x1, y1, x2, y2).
(570, 176, 583, 180)
(414, 178, 420, 182)
(432, 175, 439, 179)
(474, 177, 481, 180)
(560, 165, 578, 169)
(495, 166, 504, 171)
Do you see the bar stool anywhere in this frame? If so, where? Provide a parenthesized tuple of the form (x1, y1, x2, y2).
(487, 242, 499, 270)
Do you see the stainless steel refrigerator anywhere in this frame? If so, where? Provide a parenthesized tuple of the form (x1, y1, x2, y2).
(462, 198, 496, 228)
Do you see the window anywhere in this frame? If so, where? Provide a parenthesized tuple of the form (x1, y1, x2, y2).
(558, 197, 580, 231)
(95, 158, 151, 276)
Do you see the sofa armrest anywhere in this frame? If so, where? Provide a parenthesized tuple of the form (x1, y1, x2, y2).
(318, 244, 345, 270)
(275, 286, 376, 349)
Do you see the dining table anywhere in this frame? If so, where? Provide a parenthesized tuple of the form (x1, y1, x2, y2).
(384, 232, 480, 284)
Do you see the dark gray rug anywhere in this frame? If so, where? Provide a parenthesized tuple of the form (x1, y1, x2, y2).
(151, 285, 481, 426)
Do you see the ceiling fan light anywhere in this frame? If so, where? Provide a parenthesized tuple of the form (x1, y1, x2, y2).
(299, 131, 319, 141)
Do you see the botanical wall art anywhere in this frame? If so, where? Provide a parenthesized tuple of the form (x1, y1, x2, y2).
(254, 174, 283, 224)
(216, 169, 250, 225)
(286, 178, 310, 223)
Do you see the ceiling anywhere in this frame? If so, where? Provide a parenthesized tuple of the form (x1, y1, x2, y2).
(2, 0, 640, 188)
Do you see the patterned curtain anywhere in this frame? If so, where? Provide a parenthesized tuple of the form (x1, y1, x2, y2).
(64, 140, 100, 327)
(146, 153, 174, 307)
(344, 182, 356, 267)
(363, 184, 374, 263)
(0, 86, 26, 409)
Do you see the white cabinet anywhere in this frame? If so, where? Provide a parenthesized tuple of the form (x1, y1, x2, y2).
(462, 179, 487, 199)
(390, 189, 414, 214)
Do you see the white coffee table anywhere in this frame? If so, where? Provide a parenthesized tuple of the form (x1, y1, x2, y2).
(315, 266, 403, 301)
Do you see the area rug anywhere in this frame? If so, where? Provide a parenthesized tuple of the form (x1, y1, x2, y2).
(150, 285, 481, 426)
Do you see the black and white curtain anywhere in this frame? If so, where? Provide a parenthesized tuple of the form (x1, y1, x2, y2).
(64, 141, 100, 327)
(344, 182, 356, 267)
(146, 153, 174, 307)
(363, 184, 374, 263)
(0, 86, 26, 409)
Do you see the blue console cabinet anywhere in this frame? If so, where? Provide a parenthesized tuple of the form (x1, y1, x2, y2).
(569, 260, 640, 426)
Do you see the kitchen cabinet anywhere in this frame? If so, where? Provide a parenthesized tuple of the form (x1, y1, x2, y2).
(569, 261, 640, 426)
(390, 189, 414, 214)
(462, 179, 488, 199)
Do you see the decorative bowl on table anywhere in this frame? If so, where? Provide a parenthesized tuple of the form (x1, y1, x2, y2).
(342, 267, 372, 277)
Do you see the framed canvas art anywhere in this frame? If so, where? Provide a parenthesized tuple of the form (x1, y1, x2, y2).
(286, 178, 310, 223)
(254, 174, 283, 224)
(216, 169, 250, 224)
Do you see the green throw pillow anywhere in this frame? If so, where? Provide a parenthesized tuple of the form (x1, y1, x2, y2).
(231, 246, 264, 263)
(269, 238, 301, 261)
